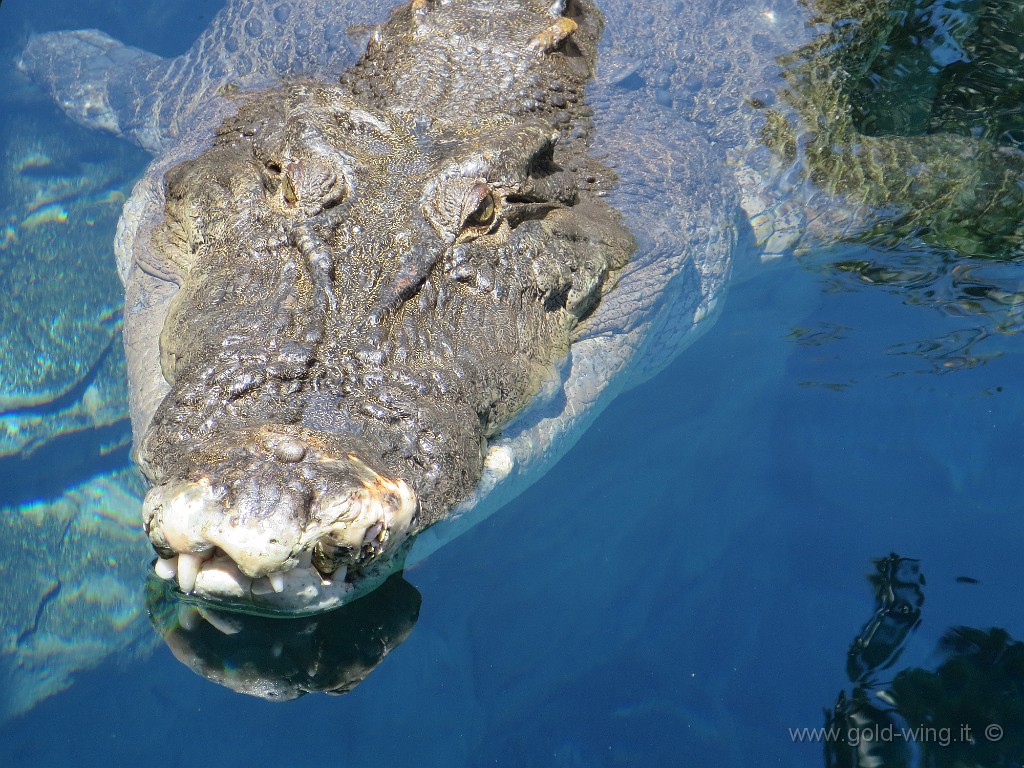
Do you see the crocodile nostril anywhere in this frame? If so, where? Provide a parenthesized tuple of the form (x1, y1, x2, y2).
(258, 432, 308, 462)
(256, 434, 307, 462)
(272, 438, 307, 463)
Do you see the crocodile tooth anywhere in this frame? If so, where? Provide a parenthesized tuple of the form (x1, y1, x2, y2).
(320, 566, 345, 586)
(154, 556, 178, 581)
(268, 571, 286, 593)
(364, 521, 384, 543)
(251, 577, 277, 595)
(177, 552, 205, 593)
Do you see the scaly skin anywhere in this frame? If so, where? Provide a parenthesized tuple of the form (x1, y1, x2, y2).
(17, 0, 1024, 612)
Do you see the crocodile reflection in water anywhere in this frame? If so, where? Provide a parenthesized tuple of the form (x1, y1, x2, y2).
(145, 571, 421, 699)
(16, 0, 1024, 617)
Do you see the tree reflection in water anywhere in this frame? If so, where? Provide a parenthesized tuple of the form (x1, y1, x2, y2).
(826, 554, 1024, 767)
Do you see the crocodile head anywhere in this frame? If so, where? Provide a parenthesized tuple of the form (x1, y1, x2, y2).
(134, 0, 631, 614)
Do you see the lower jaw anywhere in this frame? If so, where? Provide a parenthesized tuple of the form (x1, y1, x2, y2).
(151, 552, 361, 616)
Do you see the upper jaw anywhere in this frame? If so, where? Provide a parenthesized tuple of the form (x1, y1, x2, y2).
(141, 425, 419, 615)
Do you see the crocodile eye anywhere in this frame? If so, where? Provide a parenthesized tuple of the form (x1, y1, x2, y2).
(467, 194, 494, 227)
(461, 183, 496, 230)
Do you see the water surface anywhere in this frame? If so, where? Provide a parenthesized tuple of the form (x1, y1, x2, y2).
(1, 0, 1024, 766)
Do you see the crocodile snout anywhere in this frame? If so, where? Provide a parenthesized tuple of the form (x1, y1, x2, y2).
(142, 425, 418, 611)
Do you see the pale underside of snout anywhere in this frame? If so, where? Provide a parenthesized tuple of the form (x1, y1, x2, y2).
(143, 461, 418, 614)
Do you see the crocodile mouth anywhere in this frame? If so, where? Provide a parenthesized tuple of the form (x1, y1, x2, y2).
(148, 546, 404, 615)
(141, 426, 419, 614)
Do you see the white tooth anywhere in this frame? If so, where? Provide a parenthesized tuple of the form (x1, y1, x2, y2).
(268, 571, 286, 593)
(483, 445, 513, 479)
(154, 556, 178, 580)
(177, 552, 204, 594)
(364, 521, 384, 543)
(194, 556, 250, 599)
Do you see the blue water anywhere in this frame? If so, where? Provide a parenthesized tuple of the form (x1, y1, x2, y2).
(2, 0, 1024, 766)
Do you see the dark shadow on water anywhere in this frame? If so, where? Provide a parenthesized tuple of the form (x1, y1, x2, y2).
(0, 332, 121, 419)
(0, 421, 131, 506)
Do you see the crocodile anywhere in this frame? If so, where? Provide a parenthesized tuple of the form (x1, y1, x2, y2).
(18, 0, 1024, 614)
